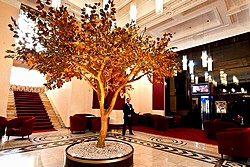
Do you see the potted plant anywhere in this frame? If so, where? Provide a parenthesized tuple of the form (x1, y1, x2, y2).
(6, 0, 180, 148)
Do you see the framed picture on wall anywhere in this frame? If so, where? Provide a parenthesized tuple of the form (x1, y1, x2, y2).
(215, 101, 227, 113)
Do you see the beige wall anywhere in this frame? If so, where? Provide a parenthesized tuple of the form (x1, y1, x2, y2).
(46, 78, 93, 127)
(130, 76, 153, 114)
(46, 82, 72, 127)
(0, 1, 20, 116)
(69, 78, 93, 115)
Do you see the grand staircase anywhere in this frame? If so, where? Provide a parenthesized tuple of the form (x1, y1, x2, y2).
(14, 91, 54, 130)
(7, 90, 64, 131)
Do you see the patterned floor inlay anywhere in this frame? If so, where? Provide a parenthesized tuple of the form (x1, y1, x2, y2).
(149, 136, 187, 146)
(0, 135, 98, 156)
(32, 134, 72, 142)
(0, 132, 248, 167)
(215, 159, 249, 167)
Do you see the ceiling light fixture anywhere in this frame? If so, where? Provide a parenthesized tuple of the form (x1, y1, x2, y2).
(204, 71, 208, 82)
(201, 50, 208, 67)
(195, 76, 198, 84)
(191, 74, 195, 83)
(51, 0, 61, 8)
(130, 2, 137, 24)
(207, 57, 213, 71)
(155, 0, 164, 14)
(233, 75, 239, 85)
(103, 0, 109, 8)
(182, 55, 188, 70)
(188, 60, 194, 74)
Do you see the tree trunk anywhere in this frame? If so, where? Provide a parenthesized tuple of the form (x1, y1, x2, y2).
(97, 115, 109, 148)
(96, 87, 121, 148)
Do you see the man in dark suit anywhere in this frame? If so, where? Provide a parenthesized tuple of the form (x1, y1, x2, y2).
(122, 97, 135, 136)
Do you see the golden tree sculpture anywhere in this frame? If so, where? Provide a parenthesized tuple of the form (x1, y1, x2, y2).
(6, 0, 181, 148)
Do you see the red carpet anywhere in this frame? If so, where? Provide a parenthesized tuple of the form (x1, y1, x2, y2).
(133, 125, 218, 145)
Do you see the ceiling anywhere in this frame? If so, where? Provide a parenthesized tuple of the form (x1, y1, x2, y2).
(62, 0, 250, 84)
(5, 0, 250, 84)
(62, 0, 250, 50)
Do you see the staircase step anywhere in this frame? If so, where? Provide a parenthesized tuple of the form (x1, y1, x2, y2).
(16, 110, 47, 113)
(15, 105, 44, 108)
(16, 99, 41, 102)
(14, 93, 40, 96)
(16, 107, 45, 110)
(17, 113, 49, 116)
(14, 94, 40, 97)
(15, 100, 43, 105)
(35, 121, 52, 125)
(35, 118, 51, 122)
(32, 115, 50, 119)
(14, 93, 40, 95)
(33, 125, 54, 130)
(34, 123, 53, 126)
(14, 97, 39, 99)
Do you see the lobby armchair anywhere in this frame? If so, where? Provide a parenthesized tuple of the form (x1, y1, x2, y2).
(202, 120, 237, 139)
(131, 113, 139, 125)
(90, 117, 110, 133)
(141, 113, 154, 127)
(216, 128, 250, 159)
(6, 116, 36, 140)
(0, 116, 7, 139)
(73, 114, 96, 130)
(153, 115, 169, 131)
(70, 115, 88, 134)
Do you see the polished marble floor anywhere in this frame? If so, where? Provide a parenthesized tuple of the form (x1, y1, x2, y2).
(0, 128, 248, 167)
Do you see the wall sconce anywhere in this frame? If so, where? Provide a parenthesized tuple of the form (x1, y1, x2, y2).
(207, 57, 213, 71)
(155, 0, 164, 14)
(182, 55, 187, 70)
(130, 2, 137, 24)
(188, 60, 194, 74)
(201, 50, 208, 67)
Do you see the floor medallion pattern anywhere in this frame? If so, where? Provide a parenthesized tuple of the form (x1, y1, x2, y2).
(0, 132, 248, 167)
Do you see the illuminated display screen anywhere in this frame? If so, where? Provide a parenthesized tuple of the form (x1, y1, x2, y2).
(191, 84, 210, 95)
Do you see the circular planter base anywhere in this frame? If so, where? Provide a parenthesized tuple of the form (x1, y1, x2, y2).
(64, 140, 134, 167)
